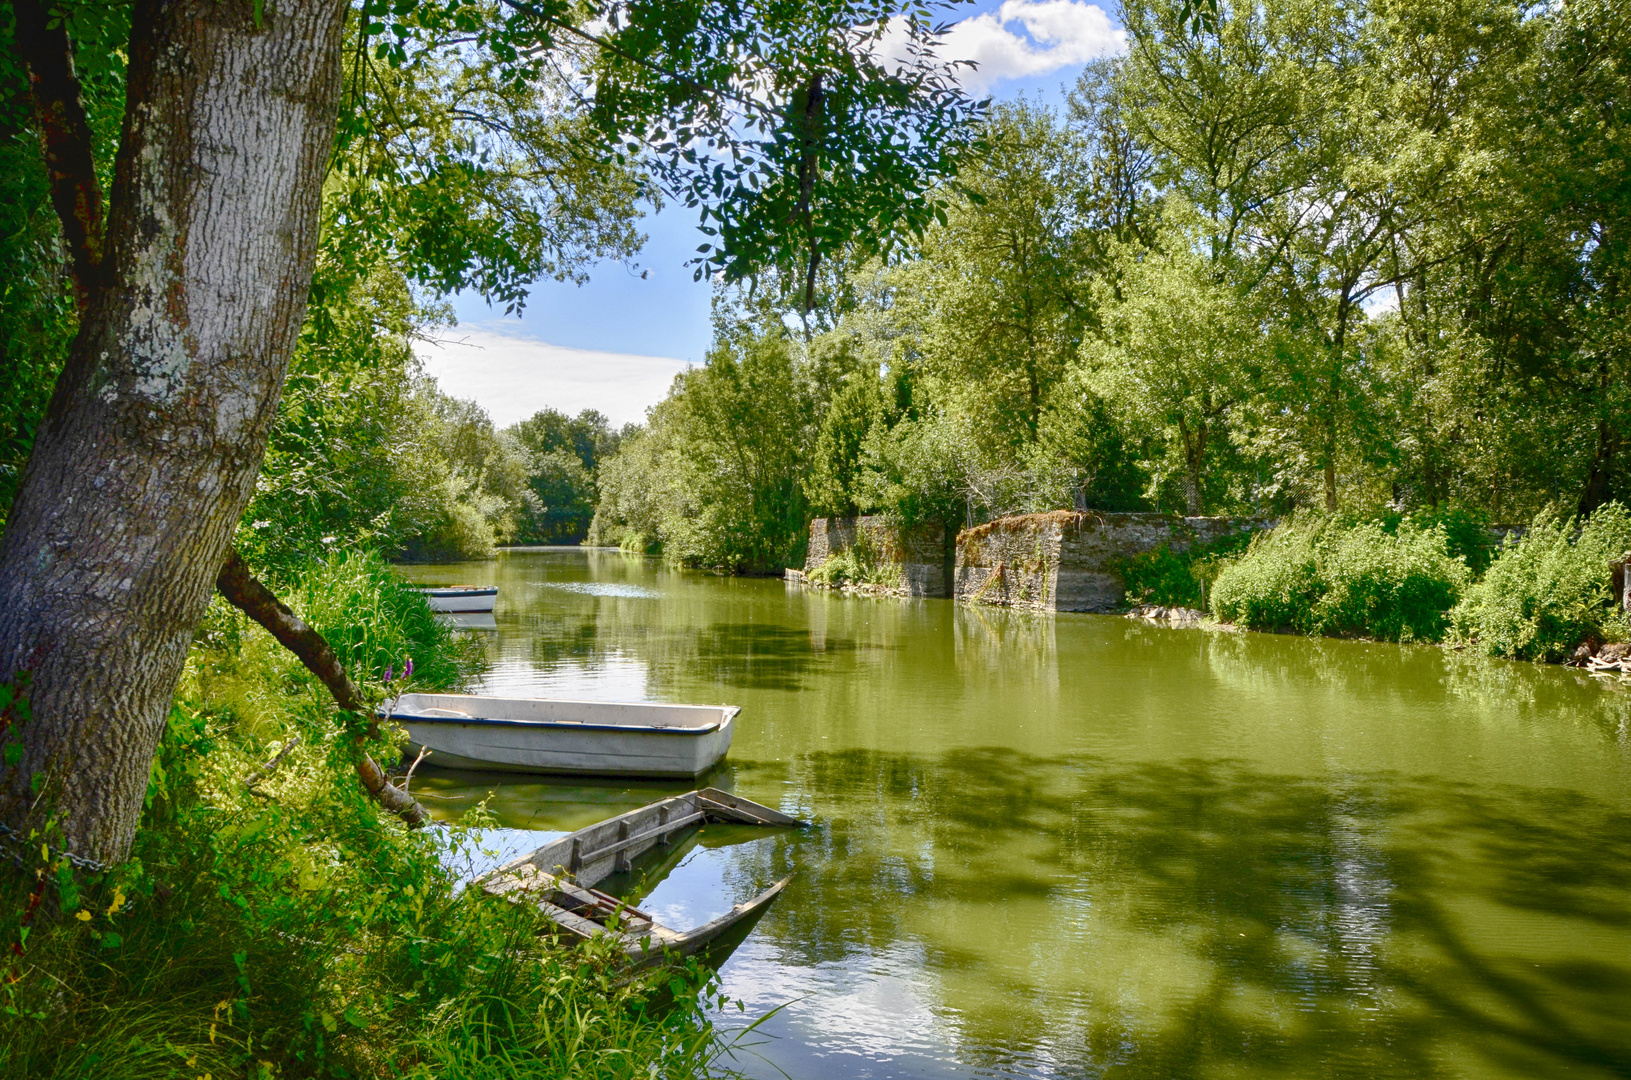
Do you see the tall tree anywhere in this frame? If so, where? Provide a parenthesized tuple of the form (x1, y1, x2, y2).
(0, 0, 980, 863)
(903, 102, 1089, 458)
(0, 0, 349, 862)
(1083, 208, 1258, 514)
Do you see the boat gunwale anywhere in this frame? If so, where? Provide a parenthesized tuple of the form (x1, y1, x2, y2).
(385, 701, 740, 737)
(487, 788, 805, 889)
(384, 696, 740, 738)
(389, 713, 725, 736)
(416, 586, 499, 597)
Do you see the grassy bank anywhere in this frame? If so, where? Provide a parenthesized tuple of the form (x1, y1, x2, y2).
(1, 552, 738, 1079)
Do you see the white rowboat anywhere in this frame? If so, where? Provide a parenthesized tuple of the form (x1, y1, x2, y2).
(479, 788, 804, 968)
(385, 693, 738, 777)
(416, 585, 498, 613)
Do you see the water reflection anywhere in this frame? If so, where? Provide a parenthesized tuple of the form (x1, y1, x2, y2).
(395, 550, 1631, 1079)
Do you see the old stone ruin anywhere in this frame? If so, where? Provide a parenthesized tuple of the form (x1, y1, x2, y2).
(793, 512, 1262, 612)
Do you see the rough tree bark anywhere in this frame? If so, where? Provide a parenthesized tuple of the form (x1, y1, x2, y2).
(215, 553, 429, 826)
(0, 0, 349, 864)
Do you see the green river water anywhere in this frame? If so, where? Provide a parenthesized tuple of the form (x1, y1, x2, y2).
(396, 547, 1631, 1080)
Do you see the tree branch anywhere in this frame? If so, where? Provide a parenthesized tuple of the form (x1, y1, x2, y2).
(11, 0, 105, 309)
(215, 551, 430, 827)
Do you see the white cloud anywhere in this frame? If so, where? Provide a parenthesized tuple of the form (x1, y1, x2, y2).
(413, 328, 689, 428)
(940, 1, 1125, 93)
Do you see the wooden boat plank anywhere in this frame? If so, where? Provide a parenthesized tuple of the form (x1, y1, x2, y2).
(536, 899, 632, 944)
(575, 810, 707, 868)
(624, 878, 790, 968)
(494, 793, 700, 885)
(696, 788, 807, 826)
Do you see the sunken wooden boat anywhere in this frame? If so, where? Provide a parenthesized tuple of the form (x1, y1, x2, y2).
(416, 585, 499, 613)
(386, 693, 739, 777)
(478, 788, 805, 968)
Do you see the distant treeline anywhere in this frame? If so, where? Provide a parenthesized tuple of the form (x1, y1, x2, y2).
(591, 0, 1630, 574)
(241, 374, 629, 564)
(247, 371, 631, 564)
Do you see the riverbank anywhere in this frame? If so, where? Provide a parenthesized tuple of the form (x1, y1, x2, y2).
(0, 552, 735, 1080)
(796, 505, 1631, 670)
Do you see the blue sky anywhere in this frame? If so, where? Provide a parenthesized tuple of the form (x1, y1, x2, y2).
(416, 1, 1126, 426)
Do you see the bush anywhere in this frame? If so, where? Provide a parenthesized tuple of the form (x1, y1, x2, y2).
(1, 555, 735, 1080)
(1450, 503, 1631, 661)
(1114, 529, 1254, 609)
(1210, 514, 1469, 642)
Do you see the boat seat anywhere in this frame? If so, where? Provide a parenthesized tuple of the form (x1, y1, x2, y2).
(420, 708, 474, 718)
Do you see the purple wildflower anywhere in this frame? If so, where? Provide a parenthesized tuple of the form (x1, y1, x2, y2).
(383, 665, 393, 684)
(404, 657, 413, 679)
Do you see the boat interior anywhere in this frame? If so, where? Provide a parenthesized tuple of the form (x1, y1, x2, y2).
(390, 693, 739, 731)
(479, 788, 803, 955)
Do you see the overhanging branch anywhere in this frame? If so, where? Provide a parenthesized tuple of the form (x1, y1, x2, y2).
(12, 0, 105, 308)
(215, 551, 430, 827)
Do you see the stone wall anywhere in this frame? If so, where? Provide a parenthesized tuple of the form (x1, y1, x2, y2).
(801, 516, 952, 597)
(955, 512, 1262, 613)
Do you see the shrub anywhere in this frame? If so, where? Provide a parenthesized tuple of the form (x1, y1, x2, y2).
(1313, 520, 1469, 641)
(806, 529, 902, 589)
(1209, 517, 1324, 631)
(617, 529, 661, 555)
(1450, 503, 1631, 661)
(1114, 528, 1255, 609)
(1210, 514, 1469, 642)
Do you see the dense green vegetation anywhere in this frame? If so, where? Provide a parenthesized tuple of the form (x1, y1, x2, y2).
(0, 553, 741, 1078)
(591, 0, 1628, 586)
(1451, 507, 1631, 662)
(578, 0, 1631, 657)
(1203, 506, 1631, 658)
(1209, 515, 1471, 643)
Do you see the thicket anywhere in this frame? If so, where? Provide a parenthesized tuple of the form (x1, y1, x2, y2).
(1450, 506, 1631, 662)
(0, 553, 739, 1078)
(1113, 529, 1255, 611)
(1203, 506, 1631, 655)
(1209, 515, 1470, 642)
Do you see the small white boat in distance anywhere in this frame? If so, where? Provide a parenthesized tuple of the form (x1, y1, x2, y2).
(385, 693, 739, 778)
(416, 585, 498, 613)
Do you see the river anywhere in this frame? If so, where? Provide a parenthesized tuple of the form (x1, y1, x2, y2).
(396, 547, 1631, 1080)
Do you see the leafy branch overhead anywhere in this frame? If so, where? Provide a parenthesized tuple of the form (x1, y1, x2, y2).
(345, 0, 986, 308)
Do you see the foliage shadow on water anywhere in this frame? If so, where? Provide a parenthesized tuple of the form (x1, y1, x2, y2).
(719, 748, 1631, 1080)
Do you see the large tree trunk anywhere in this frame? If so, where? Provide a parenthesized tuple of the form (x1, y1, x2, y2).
(0, 0, 347, 865)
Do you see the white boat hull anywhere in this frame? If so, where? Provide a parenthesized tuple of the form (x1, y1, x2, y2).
(417, 586, 498, 613)
(387, 693, 738, 778)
